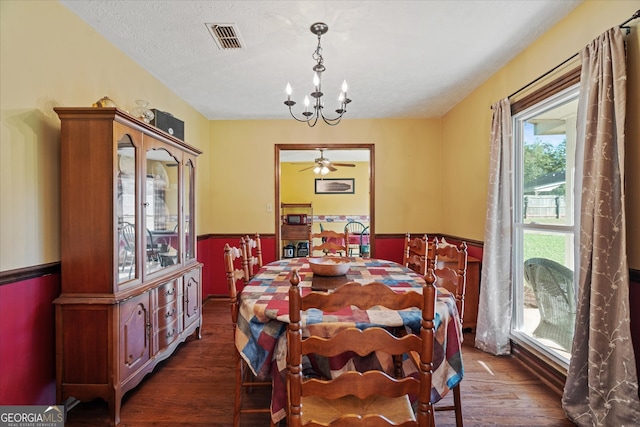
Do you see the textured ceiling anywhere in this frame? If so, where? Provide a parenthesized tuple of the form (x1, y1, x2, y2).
(60, 0, 582, 121)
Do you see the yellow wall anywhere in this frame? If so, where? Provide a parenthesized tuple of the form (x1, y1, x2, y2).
(206, 118, 442, 234)
(440, 0, 640, 268)
(0, 1, 210, 271)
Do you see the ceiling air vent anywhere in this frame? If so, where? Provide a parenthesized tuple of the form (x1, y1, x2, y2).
(206, 23, 245, 50)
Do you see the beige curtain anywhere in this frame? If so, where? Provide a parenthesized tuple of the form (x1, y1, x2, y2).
(562, 27, 640, 425)
(475, 98, 512, 356)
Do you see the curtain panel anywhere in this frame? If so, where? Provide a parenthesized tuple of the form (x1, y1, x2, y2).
(562, 27, 640, 426)
(475, 98, 512, 356)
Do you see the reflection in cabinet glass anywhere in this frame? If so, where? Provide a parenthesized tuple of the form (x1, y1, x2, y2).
(145, 146, 180, 275)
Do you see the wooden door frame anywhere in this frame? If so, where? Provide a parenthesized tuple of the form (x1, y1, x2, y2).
(274, 143, 375, 258)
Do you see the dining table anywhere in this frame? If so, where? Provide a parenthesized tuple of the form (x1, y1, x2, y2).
(235, 256, 464, 424)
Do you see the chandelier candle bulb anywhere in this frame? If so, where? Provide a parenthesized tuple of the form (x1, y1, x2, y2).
(313, 73, 320, 90)
(286, 83, 293, 101)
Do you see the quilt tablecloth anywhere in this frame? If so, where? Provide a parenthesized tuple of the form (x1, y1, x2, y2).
(235, 257, 464, 423)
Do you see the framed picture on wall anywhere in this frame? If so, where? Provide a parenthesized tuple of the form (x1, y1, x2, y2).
(315, 178, 355, 194)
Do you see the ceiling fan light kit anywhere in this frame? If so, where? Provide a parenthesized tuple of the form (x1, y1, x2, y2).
(284, 22, 351, 127)
(299, 149, 356, 175)
(313, 164, 330, 175)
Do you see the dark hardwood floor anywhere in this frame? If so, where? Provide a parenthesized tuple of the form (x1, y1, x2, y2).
(64, 298, 575, 426)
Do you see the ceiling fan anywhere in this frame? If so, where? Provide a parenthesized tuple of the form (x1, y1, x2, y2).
(298, 149, 356, 175)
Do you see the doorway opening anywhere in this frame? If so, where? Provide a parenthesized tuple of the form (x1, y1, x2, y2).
(274, 143, 375, 259)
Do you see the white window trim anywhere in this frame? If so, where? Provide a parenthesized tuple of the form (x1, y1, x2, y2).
(509, 83, 581, 370)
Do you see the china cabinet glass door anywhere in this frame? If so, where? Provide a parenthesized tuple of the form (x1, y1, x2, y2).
(117, 135, 138, 283)
(145, 146, 180, 275)
(184, 158, 195, 261)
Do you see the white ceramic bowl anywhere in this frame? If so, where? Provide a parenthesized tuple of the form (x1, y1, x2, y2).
(308, 257, 351, 276)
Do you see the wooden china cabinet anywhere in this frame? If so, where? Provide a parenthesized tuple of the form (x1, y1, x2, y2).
(54, 108, 202, 425)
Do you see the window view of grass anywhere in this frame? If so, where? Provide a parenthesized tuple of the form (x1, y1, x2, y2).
(523, 231, 570, 266)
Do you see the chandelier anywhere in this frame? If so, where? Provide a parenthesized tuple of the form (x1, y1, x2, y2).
(284, 22, 351, 127)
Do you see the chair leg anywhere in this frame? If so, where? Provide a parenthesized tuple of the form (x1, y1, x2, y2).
(234, 350, 273, 426)
(433, 383, 463, 426)
(233, 350, 242, 427)
(453, 383, 463, 427)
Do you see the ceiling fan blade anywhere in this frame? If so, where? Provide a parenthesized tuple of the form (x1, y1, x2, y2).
(299, 165, 315, 172)
(332, 163, 356, 167)
(328, 165, 338, 172)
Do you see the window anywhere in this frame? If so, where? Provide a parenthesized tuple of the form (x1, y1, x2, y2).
(511, 84, 579, 366)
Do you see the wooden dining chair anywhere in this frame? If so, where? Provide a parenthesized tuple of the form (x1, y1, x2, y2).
(428, 237, 468, 329)
(286, 268, 437, 426)
(244, 233, 263, 279)
(309, 229, 348, 256)
(404, 233, 428, 275)
(224, 241, 275, 427)
(427, 237, 468, 427)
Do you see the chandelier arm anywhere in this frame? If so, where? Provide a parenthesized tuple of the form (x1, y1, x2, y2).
(320, 111, 344, 126)
(287, 106, 313, 123)
(306, 114, 320, 127)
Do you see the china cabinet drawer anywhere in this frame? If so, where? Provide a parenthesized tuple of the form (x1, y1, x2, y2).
(157, 300, 180, 329)
(157, 280, 179, 307)
(155, 318, 180, 350)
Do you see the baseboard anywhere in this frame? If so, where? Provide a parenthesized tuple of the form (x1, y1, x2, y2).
(511, 340, 567, 396)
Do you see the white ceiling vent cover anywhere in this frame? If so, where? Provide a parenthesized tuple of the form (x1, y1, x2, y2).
(206, 23, 245, 50)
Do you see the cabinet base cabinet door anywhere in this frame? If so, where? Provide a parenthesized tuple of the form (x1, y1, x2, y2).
(183, 268, 202, 334)
(119, 293, 151, 382)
